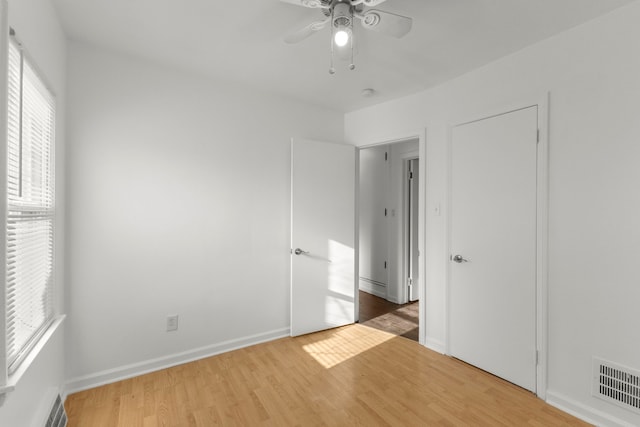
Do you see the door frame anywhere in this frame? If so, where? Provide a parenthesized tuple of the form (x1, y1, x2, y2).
(404, 157, 420, 303)
(445, 94, 549, 398)
(356, 128, 427, 345)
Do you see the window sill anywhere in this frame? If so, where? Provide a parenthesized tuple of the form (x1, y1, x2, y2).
(0, 314, 66, 406)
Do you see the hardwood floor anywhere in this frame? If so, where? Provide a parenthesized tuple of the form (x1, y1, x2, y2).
(65, 324, 590, 426)
(359, 290, 419, 341)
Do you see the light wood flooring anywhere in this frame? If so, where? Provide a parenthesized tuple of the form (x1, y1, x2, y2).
(65, 324, 590, 426)
(358, 290, 419, 341)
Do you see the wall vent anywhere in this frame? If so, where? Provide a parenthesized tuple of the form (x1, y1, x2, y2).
(593, 357, 640, 414)
(45, 394, 67, 427)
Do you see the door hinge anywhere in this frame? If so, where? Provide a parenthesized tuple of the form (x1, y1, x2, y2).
(384, 261, 387, 269)
(408, 171, 413, 180)
(385, 152, 388, 161)
(408, 277, 413, 285)
(384, 208, 387, 217)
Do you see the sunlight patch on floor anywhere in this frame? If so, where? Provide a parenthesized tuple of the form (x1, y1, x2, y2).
(369, 308, 418, 336)
(301, 326, 395, 369)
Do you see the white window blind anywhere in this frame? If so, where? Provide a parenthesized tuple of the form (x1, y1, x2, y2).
(6, 38, 56, 374)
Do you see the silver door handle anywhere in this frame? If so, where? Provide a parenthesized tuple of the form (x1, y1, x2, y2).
(294, 248, 309, 255)
(452, 254, 468, 263)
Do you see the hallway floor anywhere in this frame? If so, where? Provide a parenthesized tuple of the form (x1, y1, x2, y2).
(358, 290, 419, 341)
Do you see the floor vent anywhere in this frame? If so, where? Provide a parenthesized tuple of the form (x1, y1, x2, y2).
(593, 357, 640, 414)
(46, 394, 67, 427)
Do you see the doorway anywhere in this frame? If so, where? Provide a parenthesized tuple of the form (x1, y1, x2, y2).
(358, 139, 421, 341)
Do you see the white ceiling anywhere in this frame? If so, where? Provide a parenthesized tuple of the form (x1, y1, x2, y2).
(51, 0, 633, 112)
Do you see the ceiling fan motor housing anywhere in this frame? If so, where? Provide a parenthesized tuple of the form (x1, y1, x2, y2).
(332, 2, 353, 29)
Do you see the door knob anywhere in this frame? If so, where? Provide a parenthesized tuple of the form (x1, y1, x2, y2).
(452, 254, 468, 263)
(294, 248, 309, 255)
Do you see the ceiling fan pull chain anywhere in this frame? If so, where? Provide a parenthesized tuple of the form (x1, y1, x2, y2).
(329, 18, 336, 74)
(349, 23, 355, 70)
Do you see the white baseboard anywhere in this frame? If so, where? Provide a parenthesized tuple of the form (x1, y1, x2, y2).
(546, 390, 639, 427)
(424, 337, 446, 354)
(359, 278, 387, 299)
(386, 295, 401, 304)
(64, 327, 290, 395)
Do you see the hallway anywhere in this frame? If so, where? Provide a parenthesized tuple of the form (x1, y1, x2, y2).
(359, 291, 419, 341)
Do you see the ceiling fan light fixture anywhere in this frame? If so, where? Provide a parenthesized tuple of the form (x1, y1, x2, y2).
(333, 19, 352, 48)
(332, 2, 353, 48)
(328, 1, 355, 73)
(334, 28, 350, 47)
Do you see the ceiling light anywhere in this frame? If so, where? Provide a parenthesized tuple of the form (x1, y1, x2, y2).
(282, 0, 413, 74)
(361, 88, 375, 97)
(329, 2, 355, 73)
(334, 29, 350, 47)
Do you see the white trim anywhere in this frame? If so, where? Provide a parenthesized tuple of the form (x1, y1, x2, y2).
(354, 145, 360, 323)
(546, 390, 639, 427)
(64, 327, 290, 395)
(354, 128, 427, 346)
(536, 93, 550, 400)
(0, 315, 65, 405)
(358, 279, 387, 299)
(444, 124, 453, 356)
(445, 93, 549, 398)
(424, 337, 446, 354)
(417, 129, 427, 347)
(0, 0, 9, 395)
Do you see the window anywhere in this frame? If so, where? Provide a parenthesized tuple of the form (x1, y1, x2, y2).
(5, 35, 56, 374)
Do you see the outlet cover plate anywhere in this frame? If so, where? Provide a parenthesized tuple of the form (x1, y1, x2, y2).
(166, 315, 179, 332)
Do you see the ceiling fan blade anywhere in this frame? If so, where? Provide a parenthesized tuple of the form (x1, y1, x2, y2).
(280, 0, 329, 9)
(358, 0, 388, 6)
(284, 19, 330, 44)
(360, 9, 412, 38)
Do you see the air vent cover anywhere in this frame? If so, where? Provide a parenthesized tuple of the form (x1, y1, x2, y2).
(46, 394, 67, 427)
(593, 357, 640, 414)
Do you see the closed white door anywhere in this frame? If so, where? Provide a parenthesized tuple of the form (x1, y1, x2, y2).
(291, 138, 356, 336)
(450, 106, 538, 392)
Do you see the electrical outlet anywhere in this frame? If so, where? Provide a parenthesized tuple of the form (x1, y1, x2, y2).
(166, 315, 179, 332)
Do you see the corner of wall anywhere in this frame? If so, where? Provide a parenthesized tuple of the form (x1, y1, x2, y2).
(546, 390, 640, 427)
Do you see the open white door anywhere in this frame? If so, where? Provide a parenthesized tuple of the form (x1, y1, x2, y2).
(291, 138, 356, 337)
(407, 158, 420, 302)
(450, 106, 538, 392)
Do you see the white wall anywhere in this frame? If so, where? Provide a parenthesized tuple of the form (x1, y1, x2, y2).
(359, 140, 418, 304)
(345, 2, 640, 426)
(0, 0, 67, 425)
(359, 145, 389, 298)
(387, 140, 419, 304)
(64, 42, 344, 390)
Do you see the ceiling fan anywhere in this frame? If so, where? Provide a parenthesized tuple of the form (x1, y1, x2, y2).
(281, 0, 412, 73)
